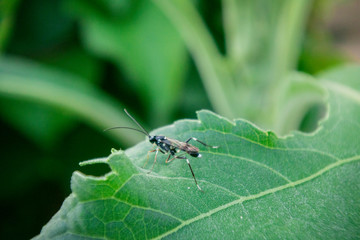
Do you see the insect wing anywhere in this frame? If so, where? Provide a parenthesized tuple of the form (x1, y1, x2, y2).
(160, 138, 183, 149)
(162, 138, 199, 153)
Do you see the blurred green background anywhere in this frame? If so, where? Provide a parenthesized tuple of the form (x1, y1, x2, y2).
(0, 0, 359, 238)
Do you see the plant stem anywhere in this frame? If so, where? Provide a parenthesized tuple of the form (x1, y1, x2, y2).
(153, 0, 237, 119)
(264, 0, 312, 128)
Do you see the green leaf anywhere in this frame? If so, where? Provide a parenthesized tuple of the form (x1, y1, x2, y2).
(34, 66, 360, 239)
(272, 71, 326, 134)
(154, 0, 313, 127)
(0, 57, 143, 145)
(0, 48, 102, 147)
(67, 0, 188, 124)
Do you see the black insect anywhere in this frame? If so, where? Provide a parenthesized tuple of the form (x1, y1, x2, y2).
(105, 109, 218, 191)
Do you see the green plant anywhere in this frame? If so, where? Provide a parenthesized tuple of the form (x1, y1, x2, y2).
(153, 0, 315, 133)
(0, 0, 358, 239)
(34, 65, 360, 239)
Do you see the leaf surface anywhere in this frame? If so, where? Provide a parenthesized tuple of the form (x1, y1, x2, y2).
(34, 66, 360, 239)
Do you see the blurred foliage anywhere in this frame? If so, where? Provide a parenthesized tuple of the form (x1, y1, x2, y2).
(0, 0, 356, 239)
(66, 0, 188, 125)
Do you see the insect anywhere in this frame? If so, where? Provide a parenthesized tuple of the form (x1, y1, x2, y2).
(105, 109, 218, 191)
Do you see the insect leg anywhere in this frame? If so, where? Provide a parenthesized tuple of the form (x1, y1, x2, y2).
(167, 156, 176, 163)
(166, 155, 178, 163)
(167, 150, 183, 163)
(185, 137, 218, 148)
(176, 154, 203, 191)
(143, 148, 157, 168)
(165, 153, 172, 163)
(148, 148, 160, 174)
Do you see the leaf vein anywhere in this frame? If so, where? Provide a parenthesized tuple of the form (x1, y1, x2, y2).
(210, 151, 292, 183)
(152, 155, 360, 239)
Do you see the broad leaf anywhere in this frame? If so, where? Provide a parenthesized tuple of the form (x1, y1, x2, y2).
(0, 57, 143, 145)
(0, 49, 102, 147)
(34, 66, 360, 239)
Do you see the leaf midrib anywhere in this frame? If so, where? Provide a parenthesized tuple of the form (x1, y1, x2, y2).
(152, 155, 360, 240)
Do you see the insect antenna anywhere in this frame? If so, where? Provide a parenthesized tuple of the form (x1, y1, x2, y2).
(124, 109, 150, 136)
(103, 126, 149, 136)
(104, 109, 150, 137)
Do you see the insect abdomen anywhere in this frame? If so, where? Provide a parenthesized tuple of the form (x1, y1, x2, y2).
(190, 152, 201, 158)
